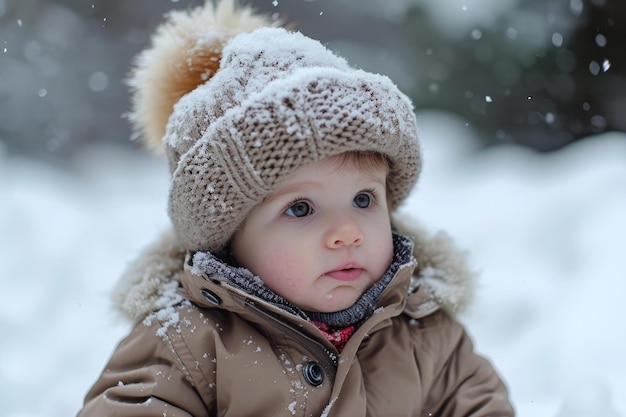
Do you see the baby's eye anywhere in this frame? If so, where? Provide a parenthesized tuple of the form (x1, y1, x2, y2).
(284, 201, 313, 218)
(353, 192, 373, 209)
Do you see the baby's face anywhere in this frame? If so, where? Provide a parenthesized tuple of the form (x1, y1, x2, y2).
(230, 154, 393, 313)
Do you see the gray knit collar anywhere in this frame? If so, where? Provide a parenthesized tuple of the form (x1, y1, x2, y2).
(190, 232, 414, 327)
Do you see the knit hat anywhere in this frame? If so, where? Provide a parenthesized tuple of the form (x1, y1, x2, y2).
(128, 0, 421, 252)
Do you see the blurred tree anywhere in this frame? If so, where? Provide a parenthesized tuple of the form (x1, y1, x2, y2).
(401, 0, 626, 151)
(0, 0, 198, 161)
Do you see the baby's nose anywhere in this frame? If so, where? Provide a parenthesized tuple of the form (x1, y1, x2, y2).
(324, 216, 363, 248)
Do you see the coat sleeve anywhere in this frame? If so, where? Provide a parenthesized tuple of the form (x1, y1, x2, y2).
(422, 312, 516, 417)
(77, 314, 212, 417)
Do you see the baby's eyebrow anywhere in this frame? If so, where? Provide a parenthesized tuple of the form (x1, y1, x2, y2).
(263, 182, 312, 204)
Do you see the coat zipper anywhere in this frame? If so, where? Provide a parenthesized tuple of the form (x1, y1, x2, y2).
(245, 300, 339, 371)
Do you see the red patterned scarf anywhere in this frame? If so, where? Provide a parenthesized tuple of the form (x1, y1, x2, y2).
(312, 321, 355, 352)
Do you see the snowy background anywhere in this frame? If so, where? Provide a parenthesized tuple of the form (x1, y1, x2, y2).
(1, 110, 625, 417)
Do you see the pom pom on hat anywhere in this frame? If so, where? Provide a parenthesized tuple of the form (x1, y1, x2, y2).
(127, 0, 279, 153)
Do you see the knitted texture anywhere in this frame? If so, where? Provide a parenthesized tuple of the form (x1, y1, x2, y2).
(130, 2, 422, 252)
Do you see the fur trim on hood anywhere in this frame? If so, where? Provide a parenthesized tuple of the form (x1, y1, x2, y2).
(112, 229, 186, 321)
(112, 218, 476, 322)
(393, 214, 476, 315)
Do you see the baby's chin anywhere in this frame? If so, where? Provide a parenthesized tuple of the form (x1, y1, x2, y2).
(307, 290, 363, 313)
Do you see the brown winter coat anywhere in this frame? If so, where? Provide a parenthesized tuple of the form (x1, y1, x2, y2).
(78, 219, 514, 416)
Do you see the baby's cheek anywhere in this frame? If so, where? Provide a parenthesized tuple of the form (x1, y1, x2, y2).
(260, 247, 306, 284)
(366, 241, 391, 274)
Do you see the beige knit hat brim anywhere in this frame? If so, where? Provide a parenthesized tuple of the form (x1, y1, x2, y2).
(168, 64, 421, 252)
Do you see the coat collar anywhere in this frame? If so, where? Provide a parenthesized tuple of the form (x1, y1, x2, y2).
(112, 216, 476, 323)
(184, 232, 415, 327)
(177, 244, 418, 361)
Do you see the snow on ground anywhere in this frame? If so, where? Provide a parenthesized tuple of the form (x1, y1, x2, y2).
(1, 111, 624, 417)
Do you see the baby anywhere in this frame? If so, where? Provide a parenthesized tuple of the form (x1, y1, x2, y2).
(77, 1, 515, 416)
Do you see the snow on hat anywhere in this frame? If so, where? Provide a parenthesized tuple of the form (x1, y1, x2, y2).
(128, 0, 421, 252)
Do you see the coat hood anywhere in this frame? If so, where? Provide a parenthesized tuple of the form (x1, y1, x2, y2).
(112, 215, 476, 322)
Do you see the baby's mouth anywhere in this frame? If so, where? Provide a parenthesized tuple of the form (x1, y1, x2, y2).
(324, 267, 363, 282)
